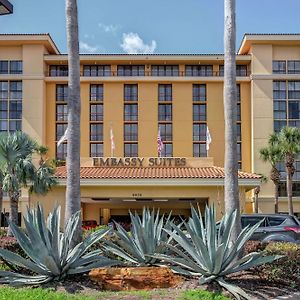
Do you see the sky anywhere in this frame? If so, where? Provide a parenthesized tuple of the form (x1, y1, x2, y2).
(1, 0, 300, 54)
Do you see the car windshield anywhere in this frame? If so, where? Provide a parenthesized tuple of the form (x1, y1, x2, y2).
(268, 216, 299, 227)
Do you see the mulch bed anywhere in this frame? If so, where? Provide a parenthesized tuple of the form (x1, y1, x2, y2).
(35, 271, 299, 300)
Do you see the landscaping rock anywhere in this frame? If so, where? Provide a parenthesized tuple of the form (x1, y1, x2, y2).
(89, 266, 183, 291)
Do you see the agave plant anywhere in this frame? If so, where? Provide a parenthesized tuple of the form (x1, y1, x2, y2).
(0, 205, 118, 285)
(103, 208, 172, 266)
(155, 206, 283, 300)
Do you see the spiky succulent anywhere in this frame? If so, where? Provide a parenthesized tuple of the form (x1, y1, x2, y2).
(0, 205, 118, 285)
(155, 206, 283, 300)
(103, 208, 172, 266)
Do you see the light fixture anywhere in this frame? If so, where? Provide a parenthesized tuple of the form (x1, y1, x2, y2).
(122, 199, 136, 202)
(154, 199, 169, 202)
(0, 0, 13, 15)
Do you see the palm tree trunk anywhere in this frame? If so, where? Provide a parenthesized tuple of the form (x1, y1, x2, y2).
(224, 0, 241, 240)
(286, 168, 294, 216)
(65, 0, 82, 244)
(274, 183, 279, 213)
(7, 191, 19, 236)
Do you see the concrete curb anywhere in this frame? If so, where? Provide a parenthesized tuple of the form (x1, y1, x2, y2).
(272, 292, 300, 300)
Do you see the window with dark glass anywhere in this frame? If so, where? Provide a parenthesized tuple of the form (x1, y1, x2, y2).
(151, 65, 179, 76)
(9, 81, 22, 100)
(193, 124, 206, 141)
(49, 65, 68, 76)
(124, 104, 138, 121)
(56, 85, 68, 101)
(288, 101, 300, 119)
(159, 124, 172, 141)
(124, 143, 138, 157)
(9, 61, 23, 74)
(117, 65, 145, 76)
(90, 104, 103, 121)
(185, 65, 213, 76)
(237, 143, 242, 162)
(193, 84, 206, 101)
(90, 84, 103, 101)
(219, 65, 248, 76)
(288, 81, 300, 99)
(273, 61, 286, 74)
(193, 104, 206, 121)
(57, 143, 67, 160)
(90, 143, 103, 157)
(9, 101, 22, 119)
(287, 61, 300, 74)
(0, 81, 8, 99)
(124, 123, 138, 141)
(56, 104, 68, 121)
(158, 84, 172, 101)
(273, 81, 286, 99)
(161, 143, 173, 157)
(124, 84, 138, 101)
(0, 61, 8, 74)
(83, 65, 111, 76)
(90, 124, 103, 141)
(193, 143, 207, 157)
(56, 123, 68, 140)
(158, 104, 172, 121)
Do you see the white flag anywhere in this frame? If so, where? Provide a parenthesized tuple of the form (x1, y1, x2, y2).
(206, 126, 212, 151)
(57, 128, 68, 147)
(110, 126, 115, 155)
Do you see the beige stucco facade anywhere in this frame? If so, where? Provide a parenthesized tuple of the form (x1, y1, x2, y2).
(0, 33, 300, 224)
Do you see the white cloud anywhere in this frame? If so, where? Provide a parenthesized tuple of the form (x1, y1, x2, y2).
(120, 33, 157, 54)
(79, 41, 99, 53)
(98, 23, 120, 34)
(84, 33, 95, 39)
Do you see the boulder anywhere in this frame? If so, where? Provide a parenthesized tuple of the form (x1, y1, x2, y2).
(89, 266, 183, 291)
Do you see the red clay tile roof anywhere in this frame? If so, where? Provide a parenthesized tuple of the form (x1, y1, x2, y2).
(55, 166, 260, 180)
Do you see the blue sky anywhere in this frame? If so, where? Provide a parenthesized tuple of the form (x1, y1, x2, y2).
(1, 0, 300, 54)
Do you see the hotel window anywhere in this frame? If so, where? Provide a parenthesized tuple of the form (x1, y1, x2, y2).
(57, 143, 67, 161)
(56, 104, 68, 122)
(56, 123, 68, 140)
(158, 84, 172, 101)
(83, 65, 111, 76)
(0, 81, 22, 132)
(161, 143, 173, 158)
(288, 81, 300, 99)
(124, 84, 138, 101)
(219, 65, 248, 76)
(287, 61, 300, 74)
(237, 143, 242, 170)
(0, 61, 22, 74)
(158, 104, 172, 121)
(185, 65, 213, 76)
(151, 65, 179, 76)
(90, 104, 103, 121)
(90, 124, 103, 141)
(117, 65, 145, 76)
(193, 84, 207, 157)
(49, 65, 68, 77)
(90, 84, 103, 101)
(236, 84, 242, 168)
(56, 84, 68, 102)
(90, 143, 103, 157)
(159, 124, 172, 141)
(124, 124, 138, 141)
(124, 143, 138, 157)
(273, 61, 286, 74)
(10, 61, 23, 74)
(124, 104, 138, 121)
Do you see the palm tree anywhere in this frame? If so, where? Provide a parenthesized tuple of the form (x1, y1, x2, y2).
(0, 132, 36, 236)
(65, 0, 82, 244)
(223, 0, 241, 240)
(253, 175, 267, 213)
(272, 127, 300, 215)
(260, 138, 282, 213)
(0, 132, 57, 236)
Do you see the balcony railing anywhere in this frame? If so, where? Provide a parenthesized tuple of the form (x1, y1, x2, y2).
(46, 70, 251, 77)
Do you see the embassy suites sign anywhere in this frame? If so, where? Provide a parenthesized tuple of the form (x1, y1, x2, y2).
(93, 157, 187, 167)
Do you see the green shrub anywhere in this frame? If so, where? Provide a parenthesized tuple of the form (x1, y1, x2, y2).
(259, 242, 300, 285)
(180, 289, 230, 300)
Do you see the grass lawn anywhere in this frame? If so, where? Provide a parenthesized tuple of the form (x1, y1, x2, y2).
(0, 287, 230, 300)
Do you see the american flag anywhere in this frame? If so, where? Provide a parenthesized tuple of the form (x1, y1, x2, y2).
(157, 128, 164, 157)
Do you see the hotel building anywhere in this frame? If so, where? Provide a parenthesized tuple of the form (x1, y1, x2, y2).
(0, 33, 299, 224)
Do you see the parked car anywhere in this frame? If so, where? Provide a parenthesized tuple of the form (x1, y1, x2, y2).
(82, 220, 98, 230)
(241, 214, 300, 243)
